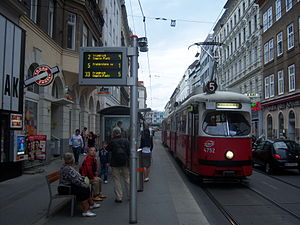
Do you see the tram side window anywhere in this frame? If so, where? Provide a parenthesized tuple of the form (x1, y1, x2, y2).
(181, 114, 187, 134)
(203, 112, 227, 135)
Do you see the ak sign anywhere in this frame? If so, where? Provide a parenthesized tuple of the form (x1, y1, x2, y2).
(79, 47, 128, 86)
(0, 14, 25, 112)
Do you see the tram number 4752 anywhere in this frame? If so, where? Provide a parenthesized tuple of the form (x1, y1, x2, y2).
(204, 148, 215, 153)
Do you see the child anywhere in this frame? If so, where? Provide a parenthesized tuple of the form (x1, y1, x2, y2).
(99, 141, 110, 183)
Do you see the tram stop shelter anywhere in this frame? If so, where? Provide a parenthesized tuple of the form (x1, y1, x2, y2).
(98, 105, 145, 144)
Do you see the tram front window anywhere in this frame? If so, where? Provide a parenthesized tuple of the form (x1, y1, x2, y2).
(203, 112, 250, 136)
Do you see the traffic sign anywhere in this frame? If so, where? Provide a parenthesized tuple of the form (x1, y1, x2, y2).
(79, 47, 128, 86)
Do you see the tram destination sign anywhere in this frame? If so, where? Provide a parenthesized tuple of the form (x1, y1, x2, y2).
(79, 47, 128, 86)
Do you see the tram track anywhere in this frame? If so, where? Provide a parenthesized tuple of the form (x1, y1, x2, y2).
(241, 181, 300, 221)
(200, 179, 300, 225)
(253, 168, 300, 190)
(201, 185, 239, 225)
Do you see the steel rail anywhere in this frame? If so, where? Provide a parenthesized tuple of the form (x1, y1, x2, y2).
(253, 168, 300, 190)
(241, 182, 300, 221)
(201, 185, 239, 225)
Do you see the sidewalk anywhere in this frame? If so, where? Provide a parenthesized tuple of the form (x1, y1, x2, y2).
(0, 137, 210, 225)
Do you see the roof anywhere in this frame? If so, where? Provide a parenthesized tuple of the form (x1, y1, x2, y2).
(99, 105, 130, 115)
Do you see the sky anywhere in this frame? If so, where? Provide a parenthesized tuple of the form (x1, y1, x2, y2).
(126, 0, 228, 111)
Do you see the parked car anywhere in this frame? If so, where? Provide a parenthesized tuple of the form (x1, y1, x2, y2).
(252, 139, 300, 174)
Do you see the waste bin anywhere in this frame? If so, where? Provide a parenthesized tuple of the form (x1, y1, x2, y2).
(136, 148, 144, 192)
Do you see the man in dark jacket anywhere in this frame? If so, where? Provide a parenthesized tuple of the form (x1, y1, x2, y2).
(106, 127, 130, 203)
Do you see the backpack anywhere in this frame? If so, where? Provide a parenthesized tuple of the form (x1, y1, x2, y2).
(113, 146, 128, 166)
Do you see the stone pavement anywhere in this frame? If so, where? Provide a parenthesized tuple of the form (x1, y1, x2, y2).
(0, 136, 210, 225)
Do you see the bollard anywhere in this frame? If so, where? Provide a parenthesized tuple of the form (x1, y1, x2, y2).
(136, 149, 144, 192)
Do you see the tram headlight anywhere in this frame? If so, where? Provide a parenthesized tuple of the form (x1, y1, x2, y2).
(225, 150, 234, 160)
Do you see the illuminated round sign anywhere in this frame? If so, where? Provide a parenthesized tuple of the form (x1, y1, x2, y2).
(205, 81, 218, 94)
(34, 65, 54, 86)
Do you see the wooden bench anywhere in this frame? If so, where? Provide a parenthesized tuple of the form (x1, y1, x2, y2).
(45, 171, 76, 217)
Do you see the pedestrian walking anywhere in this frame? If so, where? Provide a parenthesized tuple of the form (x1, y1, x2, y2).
(69, 129, 84, 165)
(58, 152, 100, 217)
(140, 128, 153, 182)
(80, 147, 106, 201)
(106, 127, 130, 203)
(99, 141, 110, 184)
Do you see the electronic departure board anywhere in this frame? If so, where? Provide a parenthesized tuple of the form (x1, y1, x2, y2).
(79, 47, 128, 86)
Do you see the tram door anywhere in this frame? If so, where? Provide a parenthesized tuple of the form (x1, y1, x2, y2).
(187, 112, 199, 171)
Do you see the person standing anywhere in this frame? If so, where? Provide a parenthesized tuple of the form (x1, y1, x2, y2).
(106, 127, 130, 203)
(87, 131, 97, 148)
(69, 129, 84, 165)
(99, 141, 110, 184)
(81, 127, 88, 154)
(80, 147, 106, 201)
(140, 128, 153, 182)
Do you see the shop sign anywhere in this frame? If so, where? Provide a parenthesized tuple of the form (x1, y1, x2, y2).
(0, 14, 24, 112)
(10, 113, 22, 129)
(287, 100, 300, 108)
(251, 102, 261, 111)
(98, 86, 112, 96)
(24, 65, 59, 87)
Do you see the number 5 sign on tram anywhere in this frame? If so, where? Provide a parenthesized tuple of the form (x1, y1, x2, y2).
(24, 65, 60, 87)
(205, 81, 218, 94)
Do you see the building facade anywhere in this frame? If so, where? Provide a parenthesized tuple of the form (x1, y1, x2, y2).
(0, 0, 131, 180)
(0, 0, 26, 181)
(213, 0, 263, 137)
(138, 81, 147, 109)
(256, 0, 300, 142)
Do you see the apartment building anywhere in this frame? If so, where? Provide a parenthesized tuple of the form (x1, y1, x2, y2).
(255, 0, 300, 142)
(213, 0, 263, 137)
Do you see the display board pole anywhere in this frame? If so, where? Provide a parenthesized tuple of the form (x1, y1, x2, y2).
(129, 35, 138, 224)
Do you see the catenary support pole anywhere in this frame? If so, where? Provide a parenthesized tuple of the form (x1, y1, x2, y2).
(129, 35, 138, 224)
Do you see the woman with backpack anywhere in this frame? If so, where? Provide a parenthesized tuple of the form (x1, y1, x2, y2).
(140, 128, 153, 182)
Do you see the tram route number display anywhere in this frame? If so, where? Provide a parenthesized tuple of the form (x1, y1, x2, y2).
(79, 47, 128, 86)
(82, 52, 122, 79)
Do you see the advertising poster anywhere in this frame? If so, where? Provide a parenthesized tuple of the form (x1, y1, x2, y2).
(28, 135, 47, 160)
(104, 116, 130, 142)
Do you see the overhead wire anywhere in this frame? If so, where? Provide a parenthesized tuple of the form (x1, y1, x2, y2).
(137, 0, 152, 108)
(129, 0, 136, 34)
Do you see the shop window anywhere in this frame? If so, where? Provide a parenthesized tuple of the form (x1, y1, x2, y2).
(25, 100, 38, 136)
(278, 113, 284, 138)
(288, 111, 295, 141)
(267, 114, 273, 139)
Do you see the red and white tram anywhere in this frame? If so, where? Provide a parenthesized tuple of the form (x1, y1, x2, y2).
(162, 91, 253, 178)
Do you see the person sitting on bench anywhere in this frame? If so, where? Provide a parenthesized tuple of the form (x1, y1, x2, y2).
(58, 152, 100, 217)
